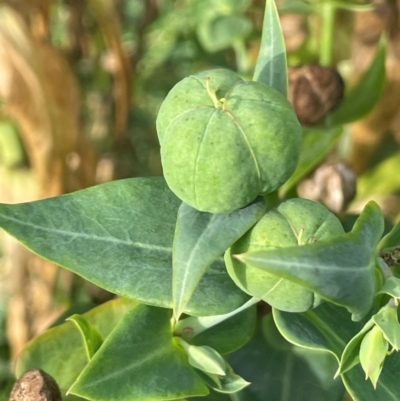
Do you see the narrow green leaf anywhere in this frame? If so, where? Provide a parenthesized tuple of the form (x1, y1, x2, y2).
(253, 0, 288, 96)
(379, 220, 400, 251)
(339, 319, 375, 375)
(186, 344, 227, 376)
(213, 365, 250, 394)
(377, 277, 400, 299)
(359, 326, 388, 382)
(373, 305, 400, 350)
(15, 298, 139, 399)
(279, 126, 342, 195)
(69, 305, 209, 401)
(173, 199, 266, 319)
(0, 177, 248, 316)
(66, 314, 103, 360)
(329, 37, 386, 125)
(175, 298, 259, 340)
(356, 151, 400, 203)
(237, 201, 384, 320)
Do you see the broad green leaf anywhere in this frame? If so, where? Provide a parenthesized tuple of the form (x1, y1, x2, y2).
(343, 349, 400, 400)
(197, 14, 252, 53)
(15, 298, 139, 400)
(69, 305, 209, 401)
(377, 277, 400, 299)
(66, 314, 103, 360)
(173, 199, 266, 319)
(0, 177, 248, 316)
(253, 0, 287, 96)
(329, 37, 386, 125)
(237, 201, 384, 320)
(273, 303, 368, 364)
(373, 305, 400, 350)
(379, 221, 400, 250)
(227, 315, 345, 401)
(279, 126, 342, 195)
(359, 326, 388, 384)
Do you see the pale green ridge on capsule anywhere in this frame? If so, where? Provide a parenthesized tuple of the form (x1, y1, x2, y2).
(225, 198, 345, 312)
(156, 69, 302, 214)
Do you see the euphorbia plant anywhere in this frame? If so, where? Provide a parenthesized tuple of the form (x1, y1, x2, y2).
(3, 1, 400, 401)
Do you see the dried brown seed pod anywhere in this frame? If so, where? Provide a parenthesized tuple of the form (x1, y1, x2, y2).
(9, 369, 62, 401)
(297, 162, 357, 213)
(288, 65, 345, 125)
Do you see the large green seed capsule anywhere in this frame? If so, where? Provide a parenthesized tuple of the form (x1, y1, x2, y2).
(157, 69, 302, 213)
(225, 198, 345, 312)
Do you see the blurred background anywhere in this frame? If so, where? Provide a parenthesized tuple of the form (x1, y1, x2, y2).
(0, 0, 399, 398)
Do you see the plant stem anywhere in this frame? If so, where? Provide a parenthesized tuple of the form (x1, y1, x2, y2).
(319, 1, 336, 66)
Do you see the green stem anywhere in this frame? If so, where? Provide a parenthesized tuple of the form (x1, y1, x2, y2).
(319, 1, 336, 66)
(232, 39, 250, 74)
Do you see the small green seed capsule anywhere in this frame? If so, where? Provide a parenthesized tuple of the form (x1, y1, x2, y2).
(225, 198, 345, 312)
(157, 69, 302, 214)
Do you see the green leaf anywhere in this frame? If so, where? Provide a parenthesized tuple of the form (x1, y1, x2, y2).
(359, 326, 388, 384)
(279, 126, 342, 195)
(228, 315, 345, 401)
(379, 221, 400, 250)
(0, 177, 248, 316)
(213, 365, 250, 394)
(329, 37, 386, 125)
(339, 319, 375, 375)
(343, 352, 400, 400)
(69, 305, 209, 401)
(236, 201, 384, 320)
(173, 199, 266, 319)
(273, 303, 368, 364)
(197, 14, 252, 53)
(184, 342, 227, 376)
(377, 277, 400, 299)
(356, 151, 400, 203)
(186, 305, 257, 355)
(253, 0, 287, 96)
(66, 314, 103, 360)
(373, 305, 400, 350)
(15, 298, 139, 400)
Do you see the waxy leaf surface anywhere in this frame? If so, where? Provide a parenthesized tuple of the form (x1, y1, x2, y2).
(69, 305, 208, 401)
(253, 0, 287, 95)
(0, 177, 248, 316)
(67, 314, 103, 359)
(15, 298, 139, 400)
(343, 352, 400, 401)
(237, 202, 384, 320)
(227, 315, 345, 401)
(173, 199, 266, 318)
(273, 303, 367, 362)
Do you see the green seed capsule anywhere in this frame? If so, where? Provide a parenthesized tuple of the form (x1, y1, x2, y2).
(225, 198, 345, 312)
(157, 69, 302, 214)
